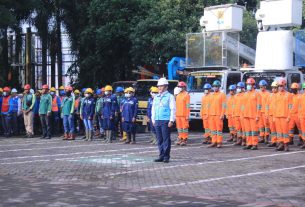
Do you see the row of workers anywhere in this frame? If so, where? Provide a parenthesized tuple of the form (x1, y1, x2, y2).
(0, 84, 139, 144)
(198, 78, 305, 152)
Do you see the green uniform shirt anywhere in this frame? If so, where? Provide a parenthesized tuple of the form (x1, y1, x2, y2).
(39, 94, 52, 115)
(61, 96, 75, 116)
(95, 97, 104, 114)
(22, 93, 36, 110)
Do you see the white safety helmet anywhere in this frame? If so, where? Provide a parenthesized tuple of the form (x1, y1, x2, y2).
(174, 87, 182, 95)
(11, 88, 17, 93)
(157, 77, 169, 86)
(30, 89, 35, 94)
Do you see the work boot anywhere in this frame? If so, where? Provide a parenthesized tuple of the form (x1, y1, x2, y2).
(124, 133, 131, 144)
(227, 134, 234, 142)
(241, 139, 247, 146)
(264, 135, 269, 144)
(267, 142, 277, 147)
(251, 145, 258, 150)
(233, 135, 237, 142)
(175, 139, 182, 145)
(233, 138, 242, 146)
(276, 143, 284, 151)
(130, 134, 136, 144)
(289, 137, 294, 145)
(69, 133, 75, 140)
(87, 130, 93, 141)
(207, 143, 217, 148)
(243, 145, 252, 150)
(297, 137, 303, 146)
(63, 133, 68, 140)
(108, 131, 113, 143)
(180, 140, 187, 146)
(217, 143, 222, 148)
(84, 130, 89, 141)
(258, 136, 265, 143)
(284, 143, 289, 151)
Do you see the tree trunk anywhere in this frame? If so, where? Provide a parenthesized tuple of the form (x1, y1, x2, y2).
(55, 0, 63, 87)
(50, 30, 56, 88)
(41, 31, 48, 85)
(0, 27, 9, 85)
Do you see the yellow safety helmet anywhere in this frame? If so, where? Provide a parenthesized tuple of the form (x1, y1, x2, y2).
(105, 85, 113, 91)
(85, 88, 93, 94)
(271, 81, 278, 87)
(74, 89, 80, 94)
(0, 88, 3, 93)
(150, 86, 159, 93)
(125, 87, 135, 93)
(124, 88, 128, 93)
(50, 87, 56, 92)
(59, 86, 65, 90)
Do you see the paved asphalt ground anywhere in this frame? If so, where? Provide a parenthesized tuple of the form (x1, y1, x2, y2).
(0, 132, 305, 207)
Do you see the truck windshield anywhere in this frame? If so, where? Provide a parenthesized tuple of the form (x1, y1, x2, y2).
(135, 81, 177, 101)
(112, 82, 135, 90)
(188, 72, 223, 92)
(242, 72, 285, 90)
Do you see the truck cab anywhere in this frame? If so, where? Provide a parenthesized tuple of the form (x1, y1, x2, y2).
(187, 67, 242, 120)
(135, 79, 178, 131)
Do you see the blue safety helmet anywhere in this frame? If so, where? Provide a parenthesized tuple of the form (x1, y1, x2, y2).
(259, 80, 268, 86)
(203, 83, 212, 90)
(212, 80, 221, 87)
(60, 90, 66, 96)
(229, 84, 236, 90)
(82, 88, 87, 93)
(115, 86, 124, 93)
(237, 82, 245, 88)
(96, 89, 101, 95)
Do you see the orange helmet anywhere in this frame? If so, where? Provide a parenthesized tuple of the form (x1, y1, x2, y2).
(24, 84, 31, 90)
(65, 86, 73, 91)
(42, 84, 49, 89)
(3, 87, 10, 92)
(246, 78, 255, 85)
(278, 78, 286, 86)
(290, 83, 299, 89)
(101, 87, 105, 92)
(178, 81, 187, 87)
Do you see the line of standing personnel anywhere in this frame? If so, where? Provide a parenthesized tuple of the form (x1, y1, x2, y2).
(221, 78, 304, 152)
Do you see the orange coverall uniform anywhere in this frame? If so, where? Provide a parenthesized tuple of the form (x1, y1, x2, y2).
(259, 90, 270, 138)
(232, 93, 245, 139)
(176, 91, 190, 140)
(266, 92, 278, 144)
(200, 93, 211, 140)
(208, 91, 226, 144)
(241, 90, 262, 146)
(289, 93, 301, 139)
(226, 94, 236, 137)
(273, 91, 292, 144)
(298, 93, 305, 141)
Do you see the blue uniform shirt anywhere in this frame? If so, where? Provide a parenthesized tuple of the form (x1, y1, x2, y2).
(121, 97, 138, 122)
(81, 97, 95, 119)
(11, 96, 19, 113)
(102, 95, 116, 119)
(147, 97, 154, 119)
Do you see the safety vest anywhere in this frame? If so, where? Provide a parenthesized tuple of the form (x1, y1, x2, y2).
(153, 91, 172, 121)
(75, 97, 80, 110)
(1, 96, 10, 113)
(52, 96, 59, 112)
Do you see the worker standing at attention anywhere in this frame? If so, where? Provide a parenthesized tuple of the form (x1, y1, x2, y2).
(152, 78, 176, 163)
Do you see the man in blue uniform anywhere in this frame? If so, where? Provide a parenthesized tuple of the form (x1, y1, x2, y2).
(152, 78, 176, 163)
(147, 86, 159, 145)
(102, 85, 117, 143)
(121, 87, 138, 144)
(80, 88, 95, 141)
